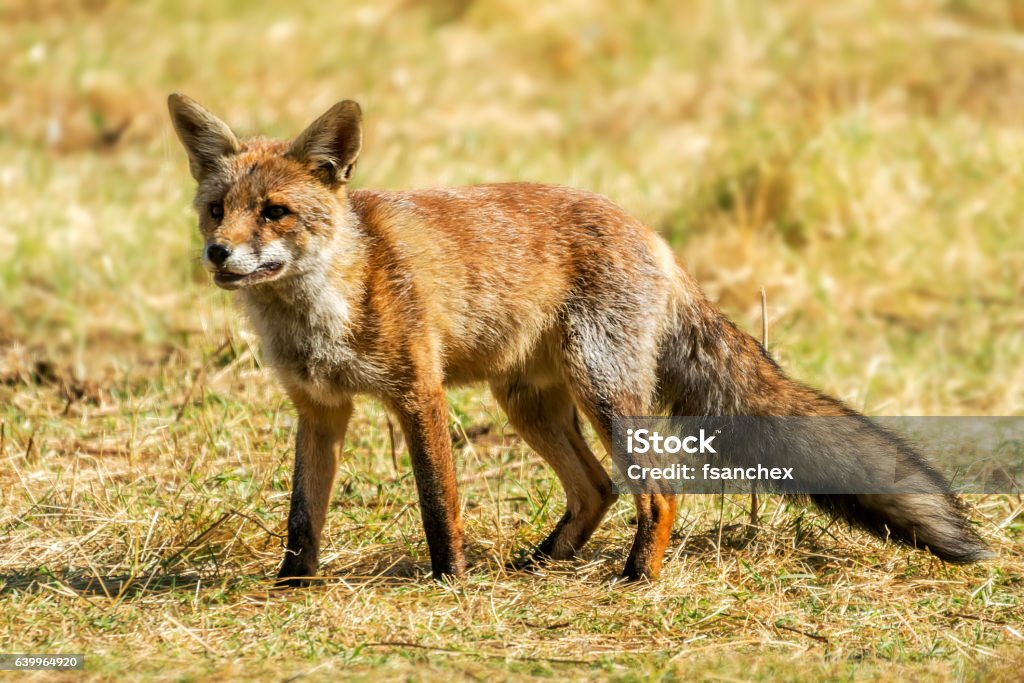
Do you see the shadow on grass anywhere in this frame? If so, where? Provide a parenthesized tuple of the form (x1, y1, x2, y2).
(0, 528, 865, 598)
(0, 551, 436, 599)
(0, 570, 258, 597)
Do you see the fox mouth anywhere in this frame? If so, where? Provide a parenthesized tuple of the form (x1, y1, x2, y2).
(213, 261, 285, 289)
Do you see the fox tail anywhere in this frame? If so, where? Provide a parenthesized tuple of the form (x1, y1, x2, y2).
(654, 271, 991, 563)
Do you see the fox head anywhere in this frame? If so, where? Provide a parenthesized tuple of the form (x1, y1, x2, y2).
(168, 94, 362, 290)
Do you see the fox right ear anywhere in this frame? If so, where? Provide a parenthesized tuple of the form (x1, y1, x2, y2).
(167, 94, 241, 181)
(288, 100, 362, 187)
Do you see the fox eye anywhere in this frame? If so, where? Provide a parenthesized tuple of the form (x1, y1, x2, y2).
(209, 202, 224, 220)
(263, 204, 290, 221)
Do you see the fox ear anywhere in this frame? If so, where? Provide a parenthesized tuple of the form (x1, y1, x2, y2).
(167, 94, 241, 181)
(288, 100, 362, 186)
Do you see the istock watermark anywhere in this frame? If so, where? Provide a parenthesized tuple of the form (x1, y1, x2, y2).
(611, 416, 1024, 495)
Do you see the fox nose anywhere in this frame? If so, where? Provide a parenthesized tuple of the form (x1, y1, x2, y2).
(205, 243, 231, 267)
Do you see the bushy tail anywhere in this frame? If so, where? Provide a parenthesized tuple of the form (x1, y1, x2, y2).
(655, 273, 991, 563)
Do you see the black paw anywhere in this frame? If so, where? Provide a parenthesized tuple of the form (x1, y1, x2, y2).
(274, 575, 314, 589)
(505, 551, 551, 573)
(276, 558, 318, 588)
(620, 562, 658, 583)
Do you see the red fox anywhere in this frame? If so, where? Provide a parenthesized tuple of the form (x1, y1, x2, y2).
(168, 94, 991, 585)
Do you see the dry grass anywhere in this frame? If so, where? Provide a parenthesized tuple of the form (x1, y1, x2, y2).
(1, 0, 1023, 680)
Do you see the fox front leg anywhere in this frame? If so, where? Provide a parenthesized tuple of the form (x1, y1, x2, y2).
(277, 395, 352, 587)
(389, 384, 466, 580)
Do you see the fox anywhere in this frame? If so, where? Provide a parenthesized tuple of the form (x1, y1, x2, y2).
(168, 94, 991, 585)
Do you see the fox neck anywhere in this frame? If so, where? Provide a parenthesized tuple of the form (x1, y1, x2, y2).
(234, 214, 372, 397)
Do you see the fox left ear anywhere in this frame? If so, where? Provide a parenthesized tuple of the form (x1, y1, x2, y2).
(288, 100, 362, 186)
(167, 94, 241, 181)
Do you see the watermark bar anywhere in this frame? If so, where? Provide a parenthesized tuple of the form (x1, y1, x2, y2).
(0, 654, 85, 671)
(611, 416, 1024, 495)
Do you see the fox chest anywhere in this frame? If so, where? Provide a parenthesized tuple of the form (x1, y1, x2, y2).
(242, 293, 383, 403)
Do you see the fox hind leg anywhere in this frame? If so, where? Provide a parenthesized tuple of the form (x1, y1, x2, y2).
(492, 380, 615, 566)
(622, 492, 677, 580)
(570, 386, 679, 581)
(559, 307, 679, 581)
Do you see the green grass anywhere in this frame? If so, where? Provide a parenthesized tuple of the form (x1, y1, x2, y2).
(1, 0, 1023, 680)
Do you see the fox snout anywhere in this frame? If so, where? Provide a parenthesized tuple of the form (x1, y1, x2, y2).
(203, 240, 289, 290)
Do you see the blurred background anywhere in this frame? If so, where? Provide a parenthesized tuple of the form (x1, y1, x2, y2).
(3, 0, 1023, 417)
(2, 0, 1024, 417)
(1, 2, 1023, 678)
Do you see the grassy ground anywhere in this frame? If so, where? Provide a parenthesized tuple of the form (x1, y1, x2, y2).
(2, 0, 1023, 680)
